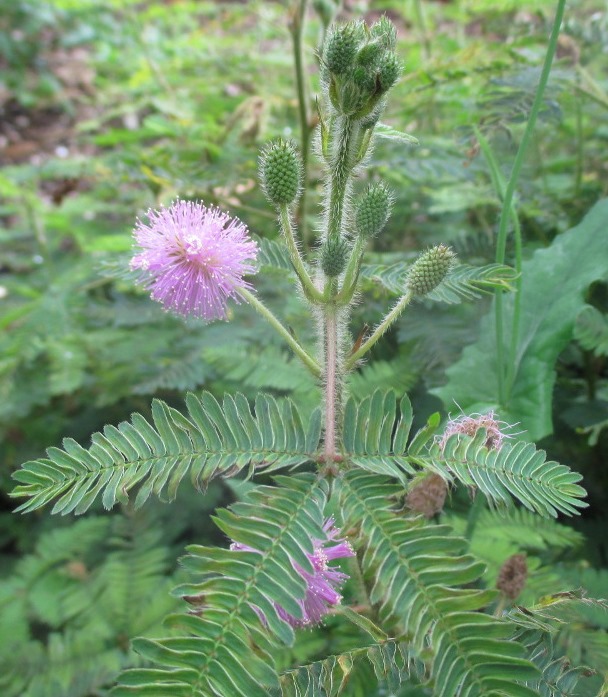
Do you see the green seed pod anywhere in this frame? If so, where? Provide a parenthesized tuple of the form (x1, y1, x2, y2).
(320, 237, 348, 277)
(259, 140, 302, 207)
(407, 245, 456, 296)
(370, 15, 397, 51)
(378, 53, 401, 92)
(355, 183, 392, 238)
(325, 24, 361, 76)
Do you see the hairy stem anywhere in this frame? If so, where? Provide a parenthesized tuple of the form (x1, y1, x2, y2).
(324, 306, 339, 463)
(336, 235, 366, 304)
(240, 288, 321, 376)
(327, 116, 358, 242)
(345, 291, 413, 370)
(279, 205, 323, 302)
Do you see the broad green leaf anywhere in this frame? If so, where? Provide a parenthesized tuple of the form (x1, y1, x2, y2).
(434, 198, 608, 440)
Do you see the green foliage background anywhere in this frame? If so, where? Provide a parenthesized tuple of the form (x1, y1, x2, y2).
(1, 0, 607, 694)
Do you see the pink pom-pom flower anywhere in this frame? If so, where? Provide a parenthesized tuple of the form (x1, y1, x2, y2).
(130, 200, 258, 320)
(231, 518, 355, 628)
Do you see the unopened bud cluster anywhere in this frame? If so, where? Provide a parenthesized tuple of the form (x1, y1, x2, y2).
(323, 17, 401, 119)
(407, 245, 456, 296)
(355, 183, 392, 238)
(260, 140, 302, 207)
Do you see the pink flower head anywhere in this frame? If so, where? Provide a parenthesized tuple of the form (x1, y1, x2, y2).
(130, 200, 258, 320)
(231, 518, 354, 628)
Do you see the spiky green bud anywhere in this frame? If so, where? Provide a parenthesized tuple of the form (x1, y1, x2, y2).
(320, 237, 348, 277)
(325, 24, 361, 75)
(352, 65, 376, 94)
(260, 140, 302, 207)
(355, 183, 392, 238)
(378, 53, 401, 92)
(407, 245, 456, 296)
(356, 40, 383, 69)
(370, 15, 397, 51)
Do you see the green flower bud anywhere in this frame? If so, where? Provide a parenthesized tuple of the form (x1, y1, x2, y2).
(320, 237, 348, 277)
(370, 15, 397, 51)
(378, 53, 401, 92)
(407, 245, 456, 296)
(355, 183, 392, 238)
(259, 140, 302, 207)
(352, 65, 376, 94)
(356, 39, 383, 70)
(325, 24, 361, 76)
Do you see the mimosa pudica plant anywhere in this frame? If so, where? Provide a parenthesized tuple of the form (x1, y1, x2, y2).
(11, 15, 595, 697)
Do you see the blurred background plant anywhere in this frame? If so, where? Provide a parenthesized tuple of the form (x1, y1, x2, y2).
(1, 0, 607, 694)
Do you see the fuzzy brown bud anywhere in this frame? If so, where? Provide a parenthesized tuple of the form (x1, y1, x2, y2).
(496, 554, 528, 600)
(405, 474, 448, 518)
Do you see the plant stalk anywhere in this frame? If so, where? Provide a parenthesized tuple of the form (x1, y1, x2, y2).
(327, 116, 358, 242)
(324, 305, 339, 463)
(240, 288, 321, 376)
(493, 0, 566, 405)
(279, 205, 323, 302)
(345, 291, 413, 369)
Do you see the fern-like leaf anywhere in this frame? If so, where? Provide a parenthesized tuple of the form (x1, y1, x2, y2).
(256, 237, 293, 272)
(337, 472, 541, 697)
(347, 351, 422, 401)
(360, 261, 516, 302)
(11, 392, 321, 515)
(424, 430, 587, 517)
(341, 391, 415, 483)
(447, 507, 584, 551)
(112, 474, 328, 696)
(275, 640, 417, 697)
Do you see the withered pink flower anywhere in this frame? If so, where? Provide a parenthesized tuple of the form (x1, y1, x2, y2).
(438, 410, 512, 452)
(131, 200, 258, 320)
(231, 518, 354, 628)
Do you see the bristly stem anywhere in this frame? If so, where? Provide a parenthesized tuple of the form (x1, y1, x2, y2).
(327, 116, 358, 242)
(345, 291, 413, 370)
(336, 235, 366, 304)
(324, 306, 339, 463)
(279, 204, 323, 303)
(240, 288, 321, 376)
(493, 0, 565, 405)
